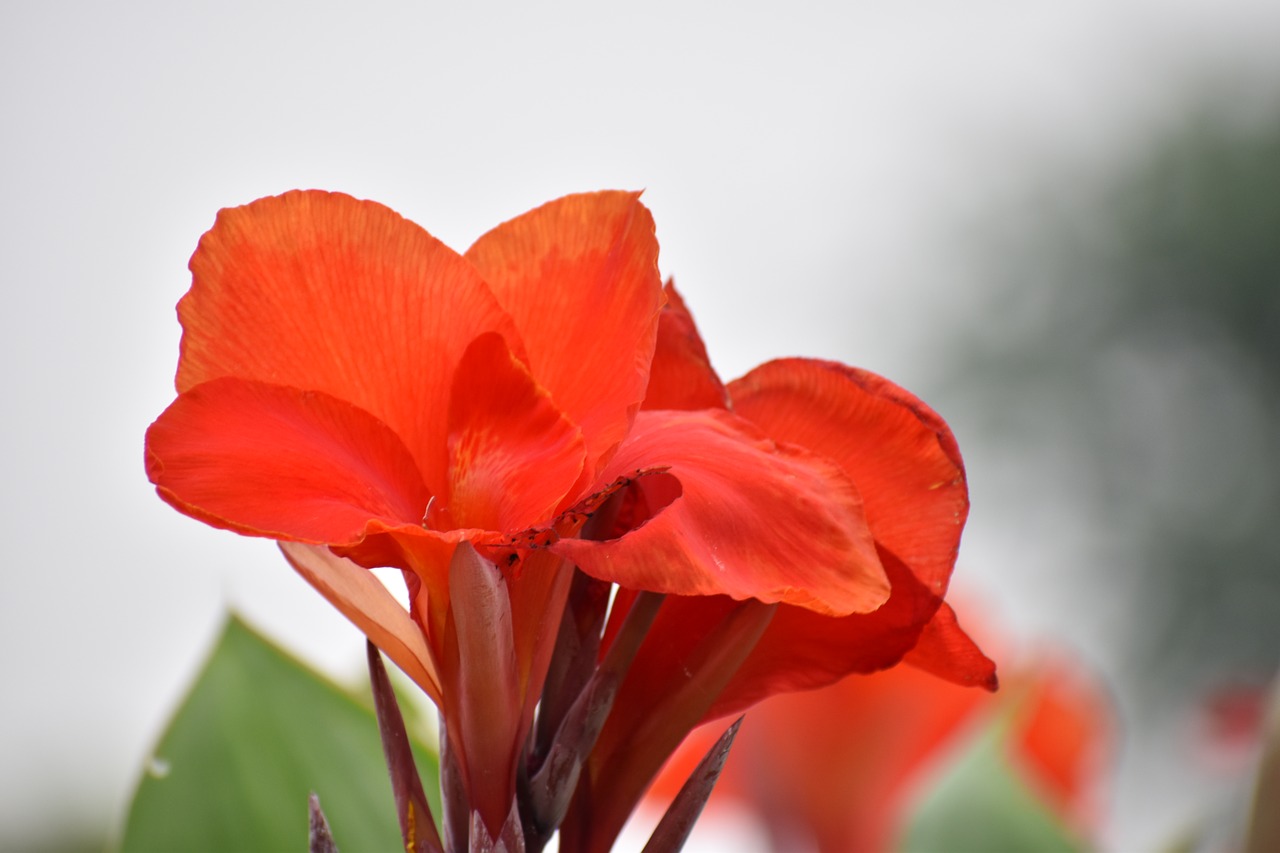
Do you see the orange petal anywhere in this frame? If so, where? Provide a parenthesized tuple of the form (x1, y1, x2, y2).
(146, 377, 430, 544)
(730, 359, 967, 596)
(464, 191, 662, 481)
(280, 541, 442, 705)
(905, 601, 999, 691)
(445, 333, 585, 533)
(642, 280, 729, 411)
(553, 409, 889, 616)
(178, 190, 520, 497)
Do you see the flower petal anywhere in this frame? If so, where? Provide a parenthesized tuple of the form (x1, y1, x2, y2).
(553, 409, 888, 616)
(177, 190, 520, 497)
(146, 377, 430, 544)
(703, 546, 941, 720)
(729, 359, 967, 596)
(280, 541, 442, 705)
(464, 191, 662, 479)
(905, 601, 999, 691)
(444, 332, 586, 533)
(642, 280, 729, 411)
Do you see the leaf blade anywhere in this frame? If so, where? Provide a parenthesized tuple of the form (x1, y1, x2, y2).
(120, 614, 439, 852)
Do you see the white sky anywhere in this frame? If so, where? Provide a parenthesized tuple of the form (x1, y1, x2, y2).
(3, 0, 1279, 848)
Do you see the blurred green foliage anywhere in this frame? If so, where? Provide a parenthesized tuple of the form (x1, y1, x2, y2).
(901, 709, 1083, 853)
(118, 615, 440, 852)
(951, 100, 1280, 702)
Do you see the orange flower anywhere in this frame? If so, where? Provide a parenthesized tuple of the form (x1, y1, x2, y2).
(145, 191, 992, 845)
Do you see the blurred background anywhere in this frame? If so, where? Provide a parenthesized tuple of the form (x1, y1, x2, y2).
(3, 1, 1279, 849)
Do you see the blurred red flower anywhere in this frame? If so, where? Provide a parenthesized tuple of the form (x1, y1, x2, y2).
(650, 636, 1111, 852)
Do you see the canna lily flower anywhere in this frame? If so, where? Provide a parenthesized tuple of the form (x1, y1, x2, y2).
(145, 190, 908, 843)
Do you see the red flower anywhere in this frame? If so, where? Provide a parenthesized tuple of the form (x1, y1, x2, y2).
(145, 190, 993, 846)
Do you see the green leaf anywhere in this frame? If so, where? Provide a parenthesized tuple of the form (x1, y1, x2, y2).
(119, 614, 440, 852)
(899, 715, 1085, 853)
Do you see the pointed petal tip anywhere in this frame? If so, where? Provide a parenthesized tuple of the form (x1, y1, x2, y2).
(640, 716, 745, 853)
(905, 601, 999, 692)
(366, 642, 444, 853)
(643, 280, 730, 412)
(308, 792, 339, 853)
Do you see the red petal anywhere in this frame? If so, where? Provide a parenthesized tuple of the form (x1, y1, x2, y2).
(444, 333, 585, 533)
(553, 410, 889, 616)
(464, 191, 662, 480)
(703, 547, 941, 719)
(905, 601, 999, 691)
(730, 359, 967, 597)
(642, 280, 729, 411)
(146, 377, 430, 544)
(177, 190, 520, 498)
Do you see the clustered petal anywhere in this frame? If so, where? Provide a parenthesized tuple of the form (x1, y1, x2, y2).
(146, 189, 994, 852)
